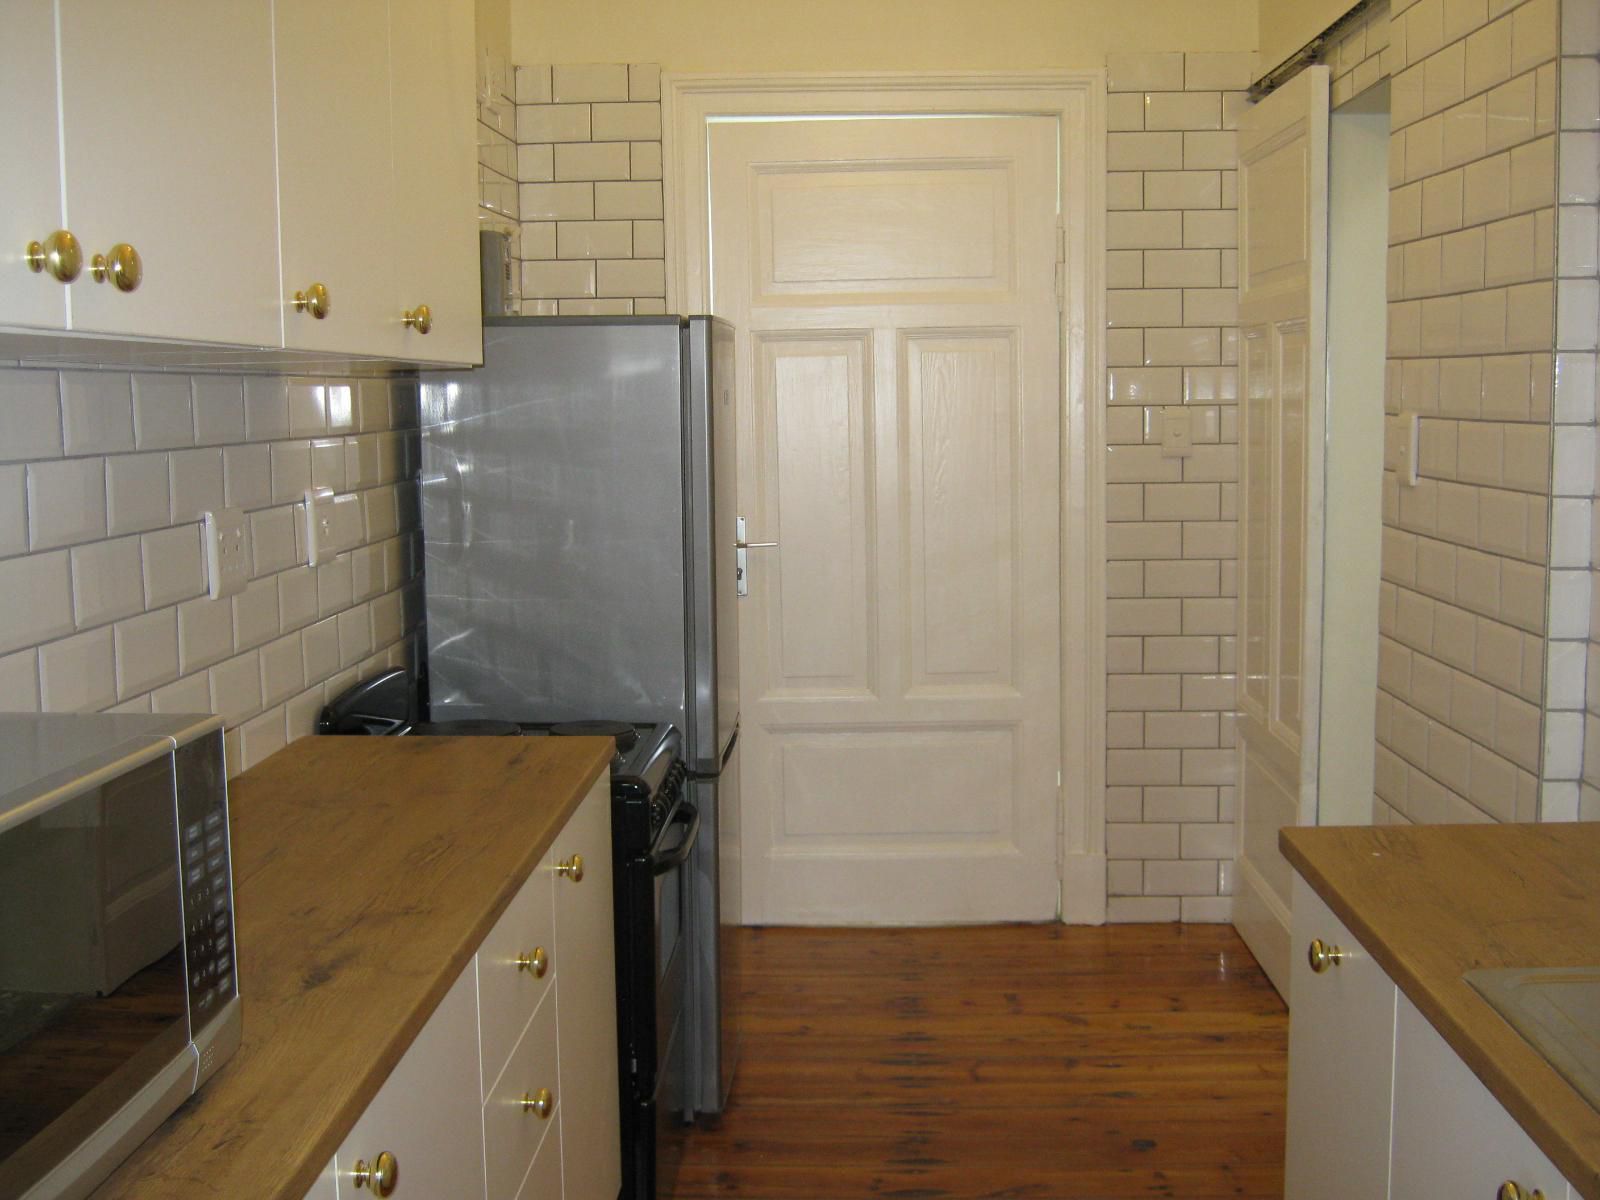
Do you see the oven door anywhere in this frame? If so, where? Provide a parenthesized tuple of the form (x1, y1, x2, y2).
(0, 754, 191, 1198)
(648, 800, 698, 1198)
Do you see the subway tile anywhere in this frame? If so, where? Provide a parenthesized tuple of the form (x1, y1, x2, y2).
(630, 142, 663, 181)
(141, 525, 204, 609)
(594, 181, 663, 219)
(520, 181, 595, 221)
(278, 566, 318, 632)
(1107, 53, 1185, 93)
(60, 371, 134, 455)
(70, 535, 143, 629)
(243, 376, 290, 441)
(554, 141, 631, 181)
(0, 370, 63, 462)
(39, 626, 115, 711)
(1107, 132, 1184, 170)
(517, 103, 592, 143)
(0, 551, 73, 654)
(1510, 0, 1559, 75)
(131, 374, 194, 450)
(192, 376, 246, 445)
(114, 608, 179, 699)
(209, 649, 263, 726)
(518, 143, 555, 182)
(1182, 131, 1236, 170)
(167, 448, 224, 524)
(1184, 52, 1254, 92)
(628, 63, 661, 102)
(1106, 92, 1146, 132)
(552, 64, 628, 102)
(1144, 91, 1220, 131)
(590, 101, 660, 142)
(222, 443, 273, 511)
(270, 441, 312, 505)
(27, 457, 106, 550)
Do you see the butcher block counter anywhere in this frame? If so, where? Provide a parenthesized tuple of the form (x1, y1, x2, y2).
(91, 733, 612, 1200)
(1281, 821, 1600, 1199)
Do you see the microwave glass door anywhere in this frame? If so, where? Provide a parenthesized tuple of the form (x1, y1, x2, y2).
(0, 756, 189, 1192)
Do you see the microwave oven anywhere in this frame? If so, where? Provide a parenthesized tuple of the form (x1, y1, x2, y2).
(0, 712, 242, 1200)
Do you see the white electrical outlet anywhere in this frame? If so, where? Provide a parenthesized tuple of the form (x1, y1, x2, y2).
(1159, 405, 1193, 457)
(1386, 412, 1420, 487)
(304, 488, 363, 566)
(203, 509, 248, 600)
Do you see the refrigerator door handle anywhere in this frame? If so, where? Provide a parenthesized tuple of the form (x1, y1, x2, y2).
(735, 516, 776, 598)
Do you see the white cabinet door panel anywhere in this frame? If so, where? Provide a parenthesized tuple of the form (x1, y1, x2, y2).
(274, 0, 397, 357)
(484, 990, 560, 1200)
(1284, 874, 1397, 1200)
(57, 1, 279, 345)
(479, 844, 556, 1099)
(553, 780, 621, 1200)
(388, 0, 481, 365)
(332, 961, 486, 1200)
(1391, 992, 1572, 1200)
(0, 1, 67, 330)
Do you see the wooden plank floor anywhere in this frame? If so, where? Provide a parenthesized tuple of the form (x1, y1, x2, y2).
(670, 923, 1288, 1199)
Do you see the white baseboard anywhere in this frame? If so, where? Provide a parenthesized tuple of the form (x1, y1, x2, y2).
(1060, 852, 1106, 924)
(1232, 856, 1291, 1003)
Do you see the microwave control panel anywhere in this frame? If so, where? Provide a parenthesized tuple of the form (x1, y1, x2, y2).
(176, 731, 236, 1030)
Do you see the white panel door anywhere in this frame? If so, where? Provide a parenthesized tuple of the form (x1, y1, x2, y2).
(275, 0, 397, 356)
(389, 0, 481, 365)
(56, 1, 280, 344)
(0, 2, 67, 330)
(1233, 67, 1330, 998)
(711, 116, 1061, 924)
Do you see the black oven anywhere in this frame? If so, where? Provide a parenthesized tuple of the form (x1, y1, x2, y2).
(613, 732, 698, 1200)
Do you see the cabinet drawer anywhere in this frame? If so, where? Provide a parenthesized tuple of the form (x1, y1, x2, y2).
(485, 987, 561, 1200)
(479, 847, 556, 1095)
(515, 1109, 563, 1200)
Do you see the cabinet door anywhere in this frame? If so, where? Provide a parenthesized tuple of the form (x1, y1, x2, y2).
(333, 961, 486, 1199)
(56, 1, 280, 344)
(274, 0, 397, 357)
(388, 0, 482, 365)
(553, 779, 622, 1200)
(1284, 873, 1398, 1200)
(0, 1, 67, 330)
(1390, 992, 1573, 1199)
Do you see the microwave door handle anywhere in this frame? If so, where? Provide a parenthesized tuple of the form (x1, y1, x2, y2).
(649, 801, 701, 875)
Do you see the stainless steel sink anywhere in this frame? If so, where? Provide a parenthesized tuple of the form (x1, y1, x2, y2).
(1466, 968, 1600, 1111)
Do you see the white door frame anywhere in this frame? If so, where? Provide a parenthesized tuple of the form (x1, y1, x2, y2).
(665, 71, 1107, 923)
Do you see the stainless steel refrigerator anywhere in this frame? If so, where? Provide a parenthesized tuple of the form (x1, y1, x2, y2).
(418, 315, 741, 1121)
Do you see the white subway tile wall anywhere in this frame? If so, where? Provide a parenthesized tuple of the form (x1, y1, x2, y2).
(1373, 0, 1564, 827)
(478, 45, 523, 310)
(513, 63, 667, 316)
(1104, 50, 1252, 923)
(0, 367, 424, 777)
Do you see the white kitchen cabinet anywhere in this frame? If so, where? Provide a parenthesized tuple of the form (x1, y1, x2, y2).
(273, 0, 398, 359)
(3, 0, 281, 346)
(1391, 993, 1574, 1200)
(552, 780, 623, 1200)
(330, 960, 486, 1199)
(1285, 867, 1579, 1200)
(388, 0, 483, 366)
(1284, 873, 1398, 1200)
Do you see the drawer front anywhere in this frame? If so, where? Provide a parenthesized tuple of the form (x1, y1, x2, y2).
(485, 986, 561, 1200)
(479, 846, 557, 1096)
(514, 1109, 563, 1200)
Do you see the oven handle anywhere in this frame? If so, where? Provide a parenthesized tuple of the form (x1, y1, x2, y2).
(649, 801, 700, 876)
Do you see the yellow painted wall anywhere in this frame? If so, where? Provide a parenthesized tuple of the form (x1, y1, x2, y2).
(510, 0, 1258, 73)
(477, 0, 512, 67)
(1259, 0, 1359, 75)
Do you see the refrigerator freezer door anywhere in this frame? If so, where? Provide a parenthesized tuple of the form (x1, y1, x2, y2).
(683, 316, 740, 771)
(419, 318, 690, 725)
(686, 741, 741, 1117)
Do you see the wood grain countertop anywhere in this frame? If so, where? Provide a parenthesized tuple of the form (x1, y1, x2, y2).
(91, 733, 612, 1200)
(1280, 822, 1600, 1199)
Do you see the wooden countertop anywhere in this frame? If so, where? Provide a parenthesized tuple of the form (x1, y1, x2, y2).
(92, 734, 612, 1200)
(1281, 822, 1600, 1199)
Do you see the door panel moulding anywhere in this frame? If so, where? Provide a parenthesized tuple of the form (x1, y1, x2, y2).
(666, 71, 1107, 922)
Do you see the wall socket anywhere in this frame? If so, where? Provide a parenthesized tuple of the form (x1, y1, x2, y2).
(1159, 405, 1193, 457)
(203, 509, 248, 600)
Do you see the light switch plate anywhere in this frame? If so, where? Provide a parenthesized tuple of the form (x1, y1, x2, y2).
(1160, 405, 1193, 457)
(203, 509, 248, 600)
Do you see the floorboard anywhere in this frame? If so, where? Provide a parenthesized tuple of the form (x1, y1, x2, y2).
(669, 923, 1287, 1199)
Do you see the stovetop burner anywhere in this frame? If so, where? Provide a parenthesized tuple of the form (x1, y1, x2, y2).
(548, 719, 639, 753)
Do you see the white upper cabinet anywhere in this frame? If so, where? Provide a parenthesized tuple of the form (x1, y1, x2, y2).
(274, 0, 399, 358)
(3, 0, 281, 345)
(0, 3, 68, 330)
(389, 0, 483, 365)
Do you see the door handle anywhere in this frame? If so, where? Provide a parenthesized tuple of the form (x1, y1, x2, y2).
(736, 516, 777, 597)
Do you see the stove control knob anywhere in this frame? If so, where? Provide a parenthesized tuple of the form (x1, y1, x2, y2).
(556, 854, 584, 883)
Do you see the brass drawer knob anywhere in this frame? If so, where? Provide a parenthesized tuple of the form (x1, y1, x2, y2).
(1307, 938, 1344, 973)
(25, 229, 82, 282)
(293, 282, 331, 319)
(1499, 1182, 1545, 1200)
(352, 1151, 398, 1195)
(402, 304, 432, 334)
(516, 946, 549, 977)
(521, 1087, 553, 1118)
(556, 854, 583, 882)
(90, 243, 141, 292)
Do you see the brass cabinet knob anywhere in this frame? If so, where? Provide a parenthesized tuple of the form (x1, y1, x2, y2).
(1498, 1182, 1545, 1200)
(521, 1087, 553, 1118)
(293, 282, 331, 319)
(402, 304, 432, 334)
(516, 946, 549, 977)
(1307, 938, 1344, 973)
(24, 230, 82, 283)
(556, 854, 584, 882)
(89, 243, 141, 292)
(352, 1151, 398, 1195)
